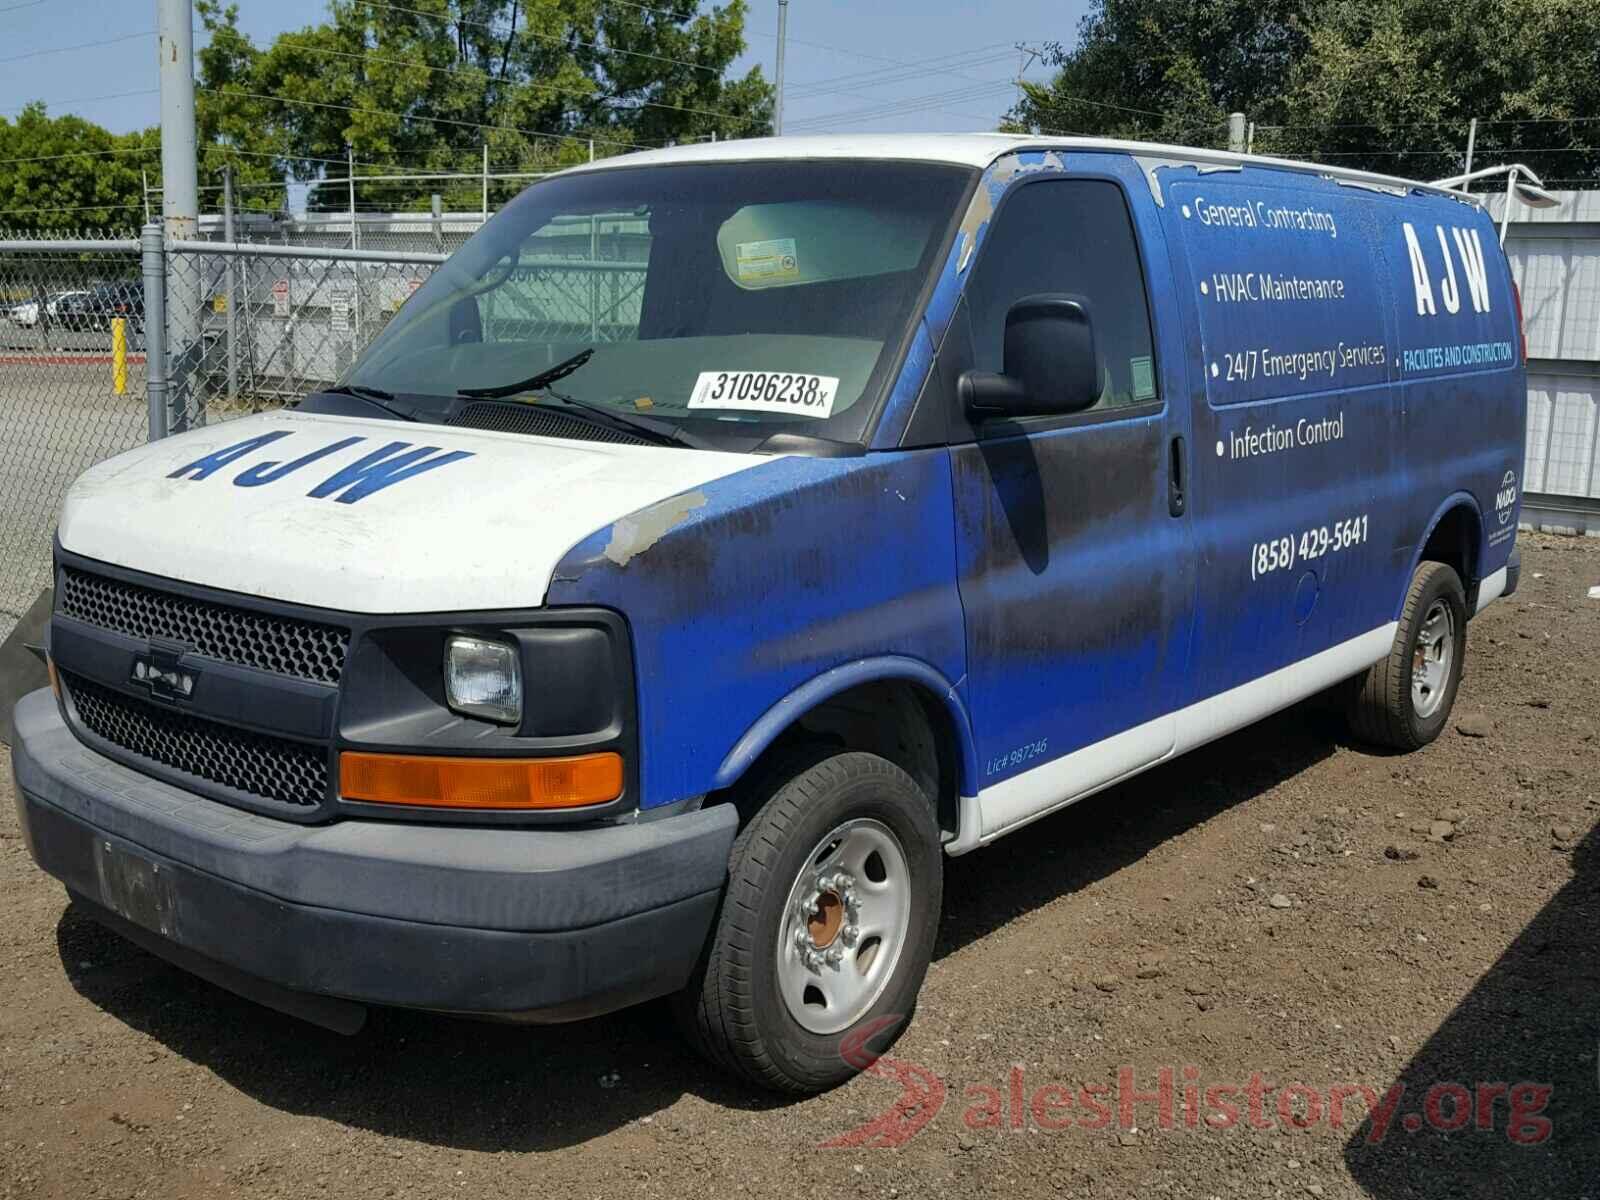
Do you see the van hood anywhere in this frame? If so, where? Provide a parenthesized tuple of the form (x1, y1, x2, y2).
(57, 411, 764, 613)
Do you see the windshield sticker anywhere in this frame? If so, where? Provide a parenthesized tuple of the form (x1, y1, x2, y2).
(735, 238, 801, 285)
(688, 371, 839, 419)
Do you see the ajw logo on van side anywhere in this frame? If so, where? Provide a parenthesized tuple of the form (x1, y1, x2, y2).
(1402, 222, 1492, 318)
(167, 430, 473, 504)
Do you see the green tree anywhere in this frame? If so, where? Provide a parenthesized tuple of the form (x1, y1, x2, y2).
(1006, 0, 1600, 186)
(1271, 0, 1600, 185)
(1005, 0, 1314, 147)
(196, 0, 290, 215)
(200, 0, 773, 213)
(0, 104, 156, 233)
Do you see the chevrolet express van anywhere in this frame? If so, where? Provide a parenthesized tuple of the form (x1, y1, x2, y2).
(12, 135, 1524, 1093)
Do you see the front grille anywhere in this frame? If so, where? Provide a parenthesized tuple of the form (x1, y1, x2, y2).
(62, 672, 328, 808)
(450, 401, 655, 446)
(58, 567, 349, 685)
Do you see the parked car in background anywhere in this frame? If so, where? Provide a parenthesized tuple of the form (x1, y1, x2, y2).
(82, 283, 144, 332)
(51, 290, 101, 332)
(6, 289, 90, 328)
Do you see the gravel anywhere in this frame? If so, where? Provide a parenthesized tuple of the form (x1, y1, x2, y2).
(1, 532, 1597, 1198)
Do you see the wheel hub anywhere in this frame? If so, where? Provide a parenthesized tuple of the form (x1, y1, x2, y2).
(1410, 598, 1455, 719)
(792, 870, 861, 971)
(776, 819, 912, 1035)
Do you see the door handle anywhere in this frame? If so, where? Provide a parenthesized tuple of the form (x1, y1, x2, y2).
(1168, 435, 1187, 518)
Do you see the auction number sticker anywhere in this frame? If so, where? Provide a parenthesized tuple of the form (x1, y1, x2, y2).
(688, 370, 839, 419)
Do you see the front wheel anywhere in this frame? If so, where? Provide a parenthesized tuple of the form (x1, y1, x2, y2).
(677, 749, 943, 1093)
(1347, 560, 1468, 750)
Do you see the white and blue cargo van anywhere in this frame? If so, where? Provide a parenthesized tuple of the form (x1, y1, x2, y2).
(12, 134, 1525, 1092)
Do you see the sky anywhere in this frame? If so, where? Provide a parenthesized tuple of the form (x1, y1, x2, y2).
(0, 0, 1088, 139)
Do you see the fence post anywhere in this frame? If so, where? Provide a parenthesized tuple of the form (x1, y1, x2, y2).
(141, 222, 170, 441)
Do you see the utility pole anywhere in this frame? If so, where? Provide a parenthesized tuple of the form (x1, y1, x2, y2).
(158, 0, 199, 430)
(1464, 117, 1478, 177)
(482, 142, 489, 225)
(774, 0, 789, 136)
(1227, 112, 1247, 154)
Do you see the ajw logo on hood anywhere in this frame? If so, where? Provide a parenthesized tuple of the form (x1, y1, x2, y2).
(168, 430, 473, 504)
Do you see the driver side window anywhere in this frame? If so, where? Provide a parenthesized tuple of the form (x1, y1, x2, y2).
(966, 179, 1158, 411)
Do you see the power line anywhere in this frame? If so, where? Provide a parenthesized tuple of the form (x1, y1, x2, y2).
(342, 0, 722, 77)
(0, 144, 160, 168)
(0, 89, 160, 115)
(279, 39, 753, 125)
(196, 85, 667, 153)
(0, 200, 150, 216)
(0, 30, 154, 66)
(1262, 116, 1600, 133)
(786, 48, 1020, 101)
(784, 81, 1032, 132)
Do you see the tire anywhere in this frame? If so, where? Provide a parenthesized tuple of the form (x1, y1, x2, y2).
(676, 748, 943, 1094)
(1347, 561, 1467, 751)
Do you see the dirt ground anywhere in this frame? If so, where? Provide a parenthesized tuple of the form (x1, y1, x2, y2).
(2, 533, 1597, 1199)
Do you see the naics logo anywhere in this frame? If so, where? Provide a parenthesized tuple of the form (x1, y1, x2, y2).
(1495, 470, 1518, 527)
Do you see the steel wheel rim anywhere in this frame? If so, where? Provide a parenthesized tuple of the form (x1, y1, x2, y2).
(776, 818, 912, 1036)
(1411, 598, 1455, 719)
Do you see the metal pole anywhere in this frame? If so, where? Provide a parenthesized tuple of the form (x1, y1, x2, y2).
(141, 222, 169, 441)
(1501, 167, 1519, 245)
(1227, 112, 1247, 154)
(158, 0, 199, 433)
(774, 0, 789, 135)
(1464, 116, 1478, 177)
(589, 138, 595, 163)
(223, 165, 238, 403)
(482, 142, 489, 224)
(142, 169, 151, 225)
(589, 214, 599, 342)
(347, 146, 357, 250)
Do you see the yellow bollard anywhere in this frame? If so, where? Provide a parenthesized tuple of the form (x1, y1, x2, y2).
(112, 317, 127, 396)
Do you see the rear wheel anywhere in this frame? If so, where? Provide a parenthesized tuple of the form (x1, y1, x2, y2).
(1347, 561, 1467, 751)
(676, 748, 942, 1093)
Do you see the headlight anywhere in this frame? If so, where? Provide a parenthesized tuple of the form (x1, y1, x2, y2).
(444, 635, 522, 725)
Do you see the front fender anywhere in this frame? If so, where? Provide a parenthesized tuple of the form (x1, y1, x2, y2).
(545, 450, 970, 811)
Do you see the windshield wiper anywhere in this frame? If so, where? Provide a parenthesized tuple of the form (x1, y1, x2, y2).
(320, 383, 421, 422)
(458, 349, 595, 399)
(455, 352, 708, 449)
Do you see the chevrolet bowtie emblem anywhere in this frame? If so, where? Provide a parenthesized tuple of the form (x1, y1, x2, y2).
(131, 644, 197, 701)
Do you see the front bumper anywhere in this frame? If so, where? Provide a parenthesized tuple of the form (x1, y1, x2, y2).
(10, 689, 736, 1027)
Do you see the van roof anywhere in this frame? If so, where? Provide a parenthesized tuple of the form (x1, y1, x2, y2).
(568, 132, 1467, 201)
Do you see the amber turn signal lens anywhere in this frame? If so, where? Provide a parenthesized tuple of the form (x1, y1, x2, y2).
(46, 657, 61, 699)
(340, 751, 623, 810)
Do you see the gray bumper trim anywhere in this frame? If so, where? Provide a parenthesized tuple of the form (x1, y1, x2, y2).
(12, 690, 736, 932)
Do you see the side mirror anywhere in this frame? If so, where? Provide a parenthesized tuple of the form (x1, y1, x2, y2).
(960, 294, 1100, 418)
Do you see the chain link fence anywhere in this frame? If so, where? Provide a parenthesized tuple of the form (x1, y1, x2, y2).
(163, 241, 446, 425)
(0, 234, 147, 643)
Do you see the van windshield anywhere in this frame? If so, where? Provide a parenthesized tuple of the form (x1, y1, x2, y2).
(342, 160, 975, 451)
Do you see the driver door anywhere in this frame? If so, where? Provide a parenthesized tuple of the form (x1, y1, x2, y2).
(945, 168, 1196, 841)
